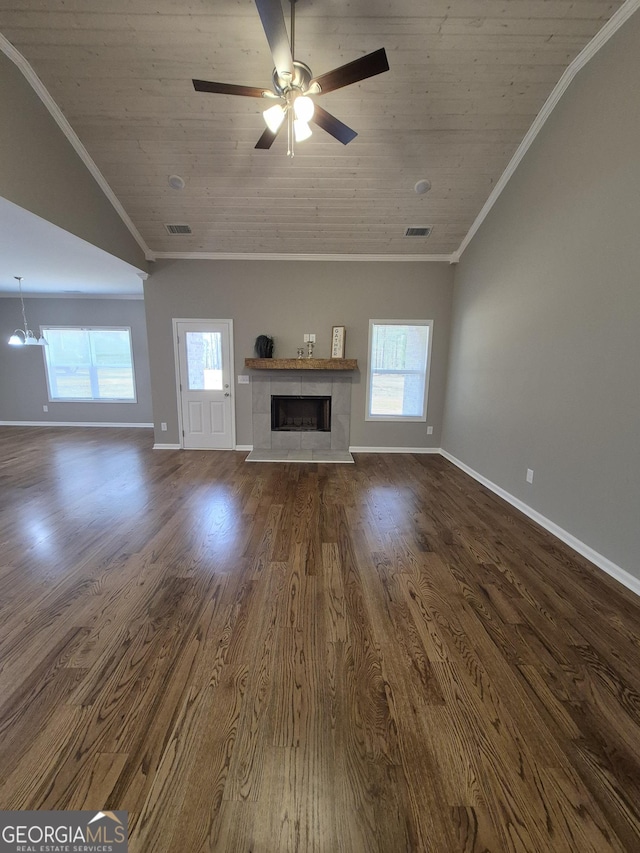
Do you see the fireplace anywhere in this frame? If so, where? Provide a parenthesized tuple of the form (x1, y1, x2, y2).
(251, 373, 351, 454)
(271, 395, 331, 432)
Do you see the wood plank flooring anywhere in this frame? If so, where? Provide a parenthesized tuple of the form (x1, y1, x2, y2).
(1, 426, 640, 852)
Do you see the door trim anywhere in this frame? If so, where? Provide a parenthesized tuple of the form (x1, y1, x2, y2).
(172, 318, 236, 450)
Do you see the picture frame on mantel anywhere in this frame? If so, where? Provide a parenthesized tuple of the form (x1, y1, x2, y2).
(331, 326, 346, 359)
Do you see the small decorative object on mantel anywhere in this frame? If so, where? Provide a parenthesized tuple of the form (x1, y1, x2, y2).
(297, 347, 305, 359)
(331, 326, 346, 359)
(254, 335, 274, 358)
(306, 340, 314, 358)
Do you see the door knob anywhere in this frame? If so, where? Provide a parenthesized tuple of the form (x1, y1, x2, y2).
(224, 392, 230, 397)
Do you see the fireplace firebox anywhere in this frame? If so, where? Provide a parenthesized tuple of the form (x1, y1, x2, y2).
(271, 395, 331, 432)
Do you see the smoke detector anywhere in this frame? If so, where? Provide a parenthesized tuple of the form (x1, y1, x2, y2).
(414, 179, 431, 195)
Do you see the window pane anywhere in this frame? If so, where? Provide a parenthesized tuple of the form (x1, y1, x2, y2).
(47, 328, 91, 370)
(186, 332, 223, 390)
(90, 329, 132, 366)
(370, 372, 426, 417)
(43, 328, 135, 401)
(372, 324, 429, 372)
(96, 367, 135, 399)
(50, 366, 92, 399)
(370, 373, 407, 415)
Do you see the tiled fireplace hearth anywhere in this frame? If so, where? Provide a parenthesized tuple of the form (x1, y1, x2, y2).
(247, 372, 353, 462)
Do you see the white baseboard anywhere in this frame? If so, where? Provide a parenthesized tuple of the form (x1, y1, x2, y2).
(0, 420, 153, 428)
(440, 449, 640, 599)
(153, 445, 254, 452)
(349, 446, 442, 454)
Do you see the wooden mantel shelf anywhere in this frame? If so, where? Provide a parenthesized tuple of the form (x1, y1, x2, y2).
(245, 358, 358, 371)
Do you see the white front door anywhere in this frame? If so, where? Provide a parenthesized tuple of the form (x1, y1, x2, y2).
(175, 320, 235, 449)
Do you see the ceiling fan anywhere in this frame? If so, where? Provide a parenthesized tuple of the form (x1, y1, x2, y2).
(192, 0, 389, 154)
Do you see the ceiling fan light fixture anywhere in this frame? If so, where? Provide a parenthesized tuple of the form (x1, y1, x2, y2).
(294, 119, 312, 142)
(263, 103, 286, 133)
(293, 94, 314, 123)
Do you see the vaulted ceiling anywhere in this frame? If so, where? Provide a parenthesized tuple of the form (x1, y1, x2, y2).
(0, 0, 630, 259)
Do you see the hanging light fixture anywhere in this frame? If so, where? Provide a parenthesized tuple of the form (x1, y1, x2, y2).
(8, 277, 47, 346)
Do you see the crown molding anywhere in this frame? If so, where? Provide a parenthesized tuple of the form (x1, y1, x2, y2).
(0, 34, 153, 262)
(0, 291, 143, 300)
(452, 0, 640, 263)
(150, 251, 455, 263)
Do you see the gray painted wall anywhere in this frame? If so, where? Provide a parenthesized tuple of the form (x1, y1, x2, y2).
(144, 259, 454, 447)
(0, 51, 146, 272)
(443, 12, 640, 577)
(0, 297, 153, 424)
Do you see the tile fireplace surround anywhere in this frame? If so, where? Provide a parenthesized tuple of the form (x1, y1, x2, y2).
(248, 371, 353, 463)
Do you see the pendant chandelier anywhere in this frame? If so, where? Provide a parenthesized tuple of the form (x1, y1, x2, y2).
(8, 276, 47, 346)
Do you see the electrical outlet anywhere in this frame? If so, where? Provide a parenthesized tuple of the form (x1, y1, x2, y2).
(427, 425, 433, 435)
(161, 422, 167, 431)
(43, 405, 48, 412)
(237, 375, 249, 384)
(526, 468, 534, 484)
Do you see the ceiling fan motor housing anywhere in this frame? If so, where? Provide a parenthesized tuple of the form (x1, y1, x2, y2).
(272, 60, 313, 96)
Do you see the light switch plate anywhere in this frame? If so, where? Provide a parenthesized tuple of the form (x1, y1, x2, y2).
(238, 375, 250, 384)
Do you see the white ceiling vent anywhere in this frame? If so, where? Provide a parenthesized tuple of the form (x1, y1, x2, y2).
(164, 223, 192, 235)
(404, 226, 432, 238)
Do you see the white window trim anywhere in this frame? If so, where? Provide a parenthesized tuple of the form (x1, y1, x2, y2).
(42, 325, 137, 403)
(365, 319, 434, 422)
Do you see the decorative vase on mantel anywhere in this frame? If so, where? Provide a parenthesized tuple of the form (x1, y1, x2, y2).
(255, 335, 274, 358)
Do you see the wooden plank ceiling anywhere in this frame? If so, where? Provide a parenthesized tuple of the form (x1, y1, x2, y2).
(0, 0, 627, 257)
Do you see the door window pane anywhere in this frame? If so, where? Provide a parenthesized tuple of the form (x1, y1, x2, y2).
(186, 332, 223, 390)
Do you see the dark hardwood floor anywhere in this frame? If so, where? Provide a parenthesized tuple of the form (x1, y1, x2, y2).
(1, 426, 640, 852)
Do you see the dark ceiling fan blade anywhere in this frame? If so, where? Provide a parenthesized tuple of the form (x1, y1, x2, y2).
(254, 0, 294, 80)
(311, 47, 389, 95)
(255, 124, 282, 150)
(313, 105, 357, 145)
(193, 79, 269, 98)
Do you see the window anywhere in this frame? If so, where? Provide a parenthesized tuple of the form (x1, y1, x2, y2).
(366, 320, 433, 421)
(42, 327, 136, 402)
